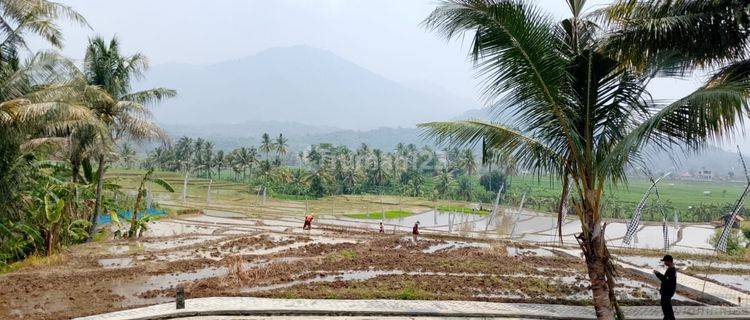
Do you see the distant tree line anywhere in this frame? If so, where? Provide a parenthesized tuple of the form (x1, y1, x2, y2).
(141, 135, 515, 202)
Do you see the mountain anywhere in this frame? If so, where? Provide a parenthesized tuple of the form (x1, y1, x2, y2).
(161, 121, 340, 139)
(139, 46, 476, 129)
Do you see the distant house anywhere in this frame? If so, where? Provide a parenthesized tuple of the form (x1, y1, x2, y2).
(678, 172, 692, 180)
(718, 214, 745, 229)
(697, 169, 713, 181)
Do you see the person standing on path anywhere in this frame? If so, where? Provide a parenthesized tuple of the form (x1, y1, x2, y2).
(654, 254, 676, 320)
(303, 213, 314, 230)
(412, 221, 420, 242)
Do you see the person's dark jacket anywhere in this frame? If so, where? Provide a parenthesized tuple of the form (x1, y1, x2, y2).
(656, 266, 677, 296)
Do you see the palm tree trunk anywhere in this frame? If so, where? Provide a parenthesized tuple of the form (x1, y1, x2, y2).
(182, 167, 189, 204)
(88, 154, 106, 242)
(71, 158, 80, 183)
(587, 252, 615, 320)
(577, 200, 615, 320)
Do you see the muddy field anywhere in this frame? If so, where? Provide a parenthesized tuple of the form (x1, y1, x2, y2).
(0, 212, 719, 320)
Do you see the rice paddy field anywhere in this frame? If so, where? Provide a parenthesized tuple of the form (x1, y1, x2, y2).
(508, 175, 749, 218)
(2, 168, 749, 320)
(112, 169, 750, 214)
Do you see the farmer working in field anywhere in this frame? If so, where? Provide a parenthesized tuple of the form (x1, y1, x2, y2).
(412, 221, 420, 242)
(379, 222, 384, 233)
(654, 254, 677, 320)
(303, 213, 314, 230)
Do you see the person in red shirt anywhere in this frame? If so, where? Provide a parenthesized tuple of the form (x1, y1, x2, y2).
(412, 221, 420, 242)
(303, 214, 314, 230)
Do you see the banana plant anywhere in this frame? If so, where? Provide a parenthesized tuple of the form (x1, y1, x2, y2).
(128, 169, 174, 238)
(0, 221, 42, 265)
(65, 219, 91, 242)
(41, 195, 65, 255)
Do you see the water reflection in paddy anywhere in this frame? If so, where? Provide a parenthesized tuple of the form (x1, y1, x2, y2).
(201, 208, 719, 254)
(707, 274, 750, 292)
(675, 226, 714, 249)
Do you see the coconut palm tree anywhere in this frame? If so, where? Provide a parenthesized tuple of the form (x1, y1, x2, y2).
(275, 133, 288, 165)
(192, 138, 205, 175)
(81, 36, 175, 238)
(214, 150, 225, 178)
(420, 1, 750, 318)
(356, 143, 370, 169)
(118, 143, 136, 169)
(0, 0, 89, 216)
(307, 145, 322, 169)
(0, 51, 94, 216)
(0, 0, 88, 54)
(200, 141, 214, 177)
(260, 133, 273, 161)
(234, 147, 255, 180)
(461, 149, 476, 175)
(402, 168, 424, 197)
(297, 150, 306, 168)
(455, 175, 473, 201)
(435, 165, 453, 199)
(598, 0, 750, 75)
(388, 152, 402, 184)
(368, 149, 387, 187)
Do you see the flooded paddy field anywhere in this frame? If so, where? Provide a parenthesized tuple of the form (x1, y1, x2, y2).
(0, 210, 728, 320)
(2, 176, 746, 319)
(614, 252, 750, 298)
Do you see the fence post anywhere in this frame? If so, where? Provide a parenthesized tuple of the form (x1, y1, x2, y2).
(176, 285, 185, 309)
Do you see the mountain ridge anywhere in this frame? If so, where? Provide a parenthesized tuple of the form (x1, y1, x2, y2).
(139, 45, 477, 129)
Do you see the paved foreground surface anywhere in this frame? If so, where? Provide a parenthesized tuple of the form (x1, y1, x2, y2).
(172, 317, 540, 320)
(78, 297, 750, 320)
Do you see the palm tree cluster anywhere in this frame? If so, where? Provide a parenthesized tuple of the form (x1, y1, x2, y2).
(143, 137, 513, 201)
(144, 133, 290, 180)
(0, 0, 173, 265)
(420, 0, 750, 318)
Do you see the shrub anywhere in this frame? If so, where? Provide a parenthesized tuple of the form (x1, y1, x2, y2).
(710, 229, 748, 256)
(480, 171, 507, 192)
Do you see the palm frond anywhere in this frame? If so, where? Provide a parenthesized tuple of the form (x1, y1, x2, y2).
(423, 0, 580, 166)
(151, 178, 175, 193)
(114, 112, 167, 142)
(419, 119, 564, 174)
(120, 88, 176, 106)
(0, 0, 88, 49)
(598, 0, 750, 70)
(607, 60, 750, 171)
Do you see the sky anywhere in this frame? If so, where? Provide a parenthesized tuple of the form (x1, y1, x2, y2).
(28, 0, 743, 151)
(30, 0, 702, 102)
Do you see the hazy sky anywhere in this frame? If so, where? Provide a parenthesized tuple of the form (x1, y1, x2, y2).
(30, 0, 740, 149)
(30, 0, 702, 103)
(27, 0, 750, 154)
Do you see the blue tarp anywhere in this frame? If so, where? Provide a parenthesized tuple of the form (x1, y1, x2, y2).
(96, 208, 166, 224)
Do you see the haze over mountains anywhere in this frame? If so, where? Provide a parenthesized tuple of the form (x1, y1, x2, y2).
(141, 45, 477, 129)
(141, 45, 743, 173)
